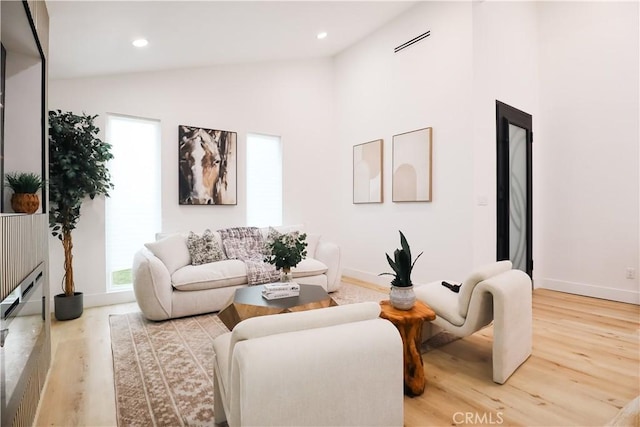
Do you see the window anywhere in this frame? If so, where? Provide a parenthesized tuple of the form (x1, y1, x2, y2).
(246, 133, 282, 227)
(105, 115, 161, 291)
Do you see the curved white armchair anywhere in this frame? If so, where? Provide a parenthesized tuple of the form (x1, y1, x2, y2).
(414, 261, 532, 384)
(212, 302, 404, 427)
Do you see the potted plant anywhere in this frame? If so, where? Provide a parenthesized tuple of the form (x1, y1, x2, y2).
(49, 110, 114, 321)
(4, 171, 44, 213)
(380, 230, 423, 310)
(264, 231, 308, 282)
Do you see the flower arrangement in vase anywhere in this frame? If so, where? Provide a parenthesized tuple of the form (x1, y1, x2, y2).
(380, 230, 423, 310)
(264, 230, 308, 282)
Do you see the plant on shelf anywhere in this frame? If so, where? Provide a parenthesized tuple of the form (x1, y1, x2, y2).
(5, 171, 43, 193)
(4, 171, 44, 214)
(379, 230, 423, 310)
(49, 110, 114, 320)
(264, 231, 308, 280)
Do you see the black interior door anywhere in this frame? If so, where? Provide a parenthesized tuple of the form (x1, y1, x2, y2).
(496, 100, 533, 278)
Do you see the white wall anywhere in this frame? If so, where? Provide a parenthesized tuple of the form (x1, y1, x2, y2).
(335, 0, 639, 306)
(48, 58, 337, 307)
(47, 1, 639, 307)
(3, 51, 42, 211)
(536, 1, 639, 303)
(471, 1, 539, 273)
(334, 2, 475, 286)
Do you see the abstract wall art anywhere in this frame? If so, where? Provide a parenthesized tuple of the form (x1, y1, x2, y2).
(392, 127, 432, 202)
(353, 139, 383, 204)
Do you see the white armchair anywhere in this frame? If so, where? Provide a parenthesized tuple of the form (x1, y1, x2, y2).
(414, 261, 532, 384)
(212, 302, 404, 427)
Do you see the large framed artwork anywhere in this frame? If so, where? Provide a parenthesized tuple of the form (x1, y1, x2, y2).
(179, 125, 237, 205)
(392, 127, 432, 202)
(353, 139, 383, 204)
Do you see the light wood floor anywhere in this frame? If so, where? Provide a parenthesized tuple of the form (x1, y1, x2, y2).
(34, 286, 639, 427)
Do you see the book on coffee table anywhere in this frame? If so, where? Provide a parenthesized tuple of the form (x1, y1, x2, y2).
(263, 282, 300, 292)
(261, 289, 300, 300)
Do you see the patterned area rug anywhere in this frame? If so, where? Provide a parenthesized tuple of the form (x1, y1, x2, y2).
(109, 283, 454, 426)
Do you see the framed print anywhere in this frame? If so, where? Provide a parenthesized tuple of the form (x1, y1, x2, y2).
(353, 139, 383, 203)
(178, 125, 237, 205)
(392, 127, 432, 202)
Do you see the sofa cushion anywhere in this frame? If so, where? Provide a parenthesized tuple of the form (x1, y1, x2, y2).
(292, 258, 328, 278)
(186, 229, 226, 265)
(144, 234, 191, 275)
(172, 260, 247, 291)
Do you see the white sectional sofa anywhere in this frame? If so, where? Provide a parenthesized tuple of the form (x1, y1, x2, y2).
(132, 225, 342, 321)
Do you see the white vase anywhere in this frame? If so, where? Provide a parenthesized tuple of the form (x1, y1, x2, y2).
(389, 285, 415, 310)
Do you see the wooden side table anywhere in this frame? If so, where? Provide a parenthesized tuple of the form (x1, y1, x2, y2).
(379, 300, 436, 396)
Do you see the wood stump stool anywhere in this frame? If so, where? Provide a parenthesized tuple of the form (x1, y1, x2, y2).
(379, 300, 436, 396)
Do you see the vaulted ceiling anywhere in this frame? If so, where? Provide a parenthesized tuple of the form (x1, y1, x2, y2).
(46, 1, 416, 79)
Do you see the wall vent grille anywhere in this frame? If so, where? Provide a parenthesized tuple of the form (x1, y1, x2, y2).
(394, 30, 430, 53)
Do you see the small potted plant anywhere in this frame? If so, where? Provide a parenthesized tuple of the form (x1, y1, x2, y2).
(264, 231, 308, 282)
(4, 171, 44, 214)
(380, 230, 423, 310)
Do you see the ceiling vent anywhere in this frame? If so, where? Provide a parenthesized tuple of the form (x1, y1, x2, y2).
(394, 30, 430, 53)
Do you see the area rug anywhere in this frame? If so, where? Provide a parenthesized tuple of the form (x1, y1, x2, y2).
(109, 283, 453, 426)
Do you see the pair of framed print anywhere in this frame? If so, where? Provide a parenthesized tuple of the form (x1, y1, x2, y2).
(353, 127, 432, 204)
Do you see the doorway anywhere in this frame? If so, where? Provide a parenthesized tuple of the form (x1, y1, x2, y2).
(496, 101, 532, 277)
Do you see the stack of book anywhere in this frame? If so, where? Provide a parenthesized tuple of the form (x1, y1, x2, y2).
(262, 282, 300, 300)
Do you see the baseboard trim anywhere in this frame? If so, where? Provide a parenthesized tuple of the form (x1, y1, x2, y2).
(342, 268, 390, 288)
(51, 290, 137, 312)
(539, 279, 639, 305)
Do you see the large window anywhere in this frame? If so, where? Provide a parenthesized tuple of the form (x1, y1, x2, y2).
(106, 114, 161, 291)
(246, 133, 282, 227)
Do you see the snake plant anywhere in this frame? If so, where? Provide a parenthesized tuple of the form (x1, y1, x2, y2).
(379, 231, 423, 287)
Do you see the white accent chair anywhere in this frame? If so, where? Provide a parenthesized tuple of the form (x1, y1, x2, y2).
(414, 260, 532, 384)
(212, 302, 404, 427)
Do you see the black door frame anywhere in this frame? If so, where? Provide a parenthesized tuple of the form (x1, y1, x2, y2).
(496, 100, 533, 277)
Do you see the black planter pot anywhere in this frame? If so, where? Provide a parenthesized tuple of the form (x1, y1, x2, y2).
(54, 292, 83, 321)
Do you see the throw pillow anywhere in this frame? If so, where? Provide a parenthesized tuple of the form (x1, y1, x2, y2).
(144, 234, 191, 275)
(264, 226, 282, 253)
(186, 229, 226, 265)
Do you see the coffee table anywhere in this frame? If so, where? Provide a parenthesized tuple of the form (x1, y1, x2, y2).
(218, 284, 338, 330)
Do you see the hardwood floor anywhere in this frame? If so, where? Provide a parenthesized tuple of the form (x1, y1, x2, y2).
(34, 287, 639, 426)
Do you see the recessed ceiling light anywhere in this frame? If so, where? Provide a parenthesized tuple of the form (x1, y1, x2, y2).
(317, 32, 328, 40)
(132, 38, 148, 48)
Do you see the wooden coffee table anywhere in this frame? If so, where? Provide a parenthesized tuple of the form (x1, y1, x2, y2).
(218, 284, 337, 330)
(379, 300, 436, 396)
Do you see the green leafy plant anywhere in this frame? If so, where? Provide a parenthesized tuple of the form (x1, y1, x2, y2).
(379, 231, 423, 287)
(264, 231, 308, 271)
(4, 172, 43, 193)
(49, 110, 114, 296)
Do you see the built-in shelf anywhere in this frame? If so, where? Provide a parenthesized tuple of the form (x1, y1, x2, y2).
(1, 0, 47, 214)
(0, 1, 50, 426)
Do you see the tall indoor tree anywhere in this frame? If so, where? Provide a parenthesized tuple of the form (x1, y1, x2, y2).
(49, 110, 114, 320)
